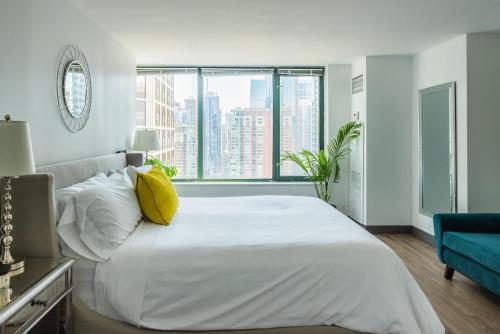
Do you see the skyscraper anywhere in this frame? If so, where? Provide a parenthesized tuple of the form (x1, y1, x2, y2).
(204, 92, 222, 177)
(174, 96, 197, 178)
(279, 76, 320, 176)
(135, 73, 175, 166)
(227, 107, 272, 178)
(185, 96, 197, 125)
(281, 77, 296, 110)
(250, 79, 267, 108)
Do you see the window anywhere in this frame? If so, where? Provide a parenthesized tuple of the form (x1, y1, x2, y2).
(136, 68, 198, 178)
(279, 72, 322, 176)
(202, 68, 273, 179)
(135, 67, 323, 181)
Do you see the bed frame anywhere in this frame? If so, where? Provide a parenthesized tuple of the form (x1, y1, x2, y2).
(10, 153, 363, 334)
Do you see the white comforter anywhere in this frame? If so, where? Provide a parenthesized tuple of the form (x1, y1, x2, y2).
(93, 196, 444, 334)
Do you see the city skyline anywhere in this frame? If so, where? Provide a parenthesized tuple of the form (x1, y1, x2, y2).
(136, 72, 320, 179)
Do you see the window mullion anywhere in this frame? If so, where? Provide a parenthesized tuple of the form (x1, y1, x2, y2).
(197, 67, 204, 180)
(319, 75, 325, 151)
(272, 68, 280, 180)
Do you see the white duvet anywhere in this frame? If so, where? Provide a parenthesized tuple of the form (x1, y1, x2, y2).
(93, 196, 444, 334)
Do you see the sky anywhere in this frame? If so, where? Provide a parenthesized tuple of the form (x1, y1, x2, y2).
(173, 73, 271, 113)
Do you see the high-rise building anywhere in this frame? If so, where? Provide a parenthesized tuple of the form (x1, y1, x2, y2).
(185, 96, 197, 125)
(250, 78, 273, 108)
(279, 76, 320, 175)
(174, 124, 197, 178)
(297, 78, 319, 151)
(135, 74, 175, 165)
(174, 97, 197, 178)
(281, 77, 296, 110)
(280, 105, 295, 175)
(203, 92, 222, 177)
(250, 79, 267, 108)
(227, 107, 272, 178)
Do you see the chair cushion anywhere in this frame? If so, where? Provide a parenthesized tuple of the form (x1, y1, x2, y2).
(443, 232, 500, 274)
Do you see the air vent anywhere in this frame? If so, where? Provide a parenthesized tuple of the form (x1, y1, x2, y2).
(352, 75, 363, 94)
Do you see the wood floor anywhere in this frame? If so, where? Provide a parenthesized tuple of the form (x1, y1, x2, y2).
(378, 234, 500, 334)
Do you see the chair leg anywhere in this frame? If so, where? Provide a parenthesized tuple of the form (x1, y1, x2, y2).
(444, 265, 455, 280)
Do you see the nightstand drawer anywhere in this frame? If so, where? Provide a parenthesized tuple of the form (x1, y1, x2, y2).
(7, 274, 66, 329)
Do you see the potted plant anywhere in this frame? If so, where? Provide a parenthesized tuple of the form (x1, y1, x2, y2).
(280, 121, 361, 203)
(144, 157, 177, 178)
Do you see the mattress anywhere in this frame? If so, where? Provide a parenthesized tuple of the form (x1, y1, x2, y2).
(89, 196, 444, 334)
(61, 242, 97, 311)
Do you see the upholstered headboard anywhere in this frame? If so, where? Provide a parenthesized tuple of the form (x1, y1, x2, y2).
(9, 153, 143, 260)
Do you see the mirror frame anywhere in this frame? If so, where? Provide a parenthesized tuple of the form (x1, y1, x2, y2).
(56, 45, 92, 133)
(418, 82, 457, 217)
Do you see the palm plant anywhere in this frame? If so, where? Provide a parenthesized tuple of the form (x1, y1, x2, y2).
(280, 121, 361, 203)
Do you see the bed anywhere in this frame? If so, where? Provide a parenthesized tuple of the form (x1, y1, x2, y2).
(10, 153, 444, 334)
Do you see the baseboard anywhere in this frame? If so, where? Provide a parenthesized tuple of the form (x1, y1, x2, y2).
(364, 225, 412, 234)
(411, 226, 435, 246)
(347, 218, 436, 246)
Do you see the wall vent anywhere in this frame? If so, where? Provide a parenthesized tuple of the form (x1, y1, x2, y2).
(352, 75, 364, 94)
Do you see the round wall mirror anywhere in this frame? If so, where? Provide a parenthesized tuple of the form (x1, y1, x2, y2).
(63, 61, 87, 117)
(57, 45, 92, 132)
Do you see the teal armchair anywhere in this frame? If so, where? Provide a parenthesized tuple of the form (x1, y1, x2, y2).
(433, 213, 500, 296)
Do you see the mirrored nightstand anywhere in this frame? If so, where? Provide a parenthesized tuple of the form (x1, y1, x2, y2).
(0, 259, 74, 334)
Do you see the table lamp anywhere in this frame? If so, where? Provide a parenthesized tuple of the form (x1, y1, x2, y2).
(0, 115, 35, 272)
(133, 129, 160, 159)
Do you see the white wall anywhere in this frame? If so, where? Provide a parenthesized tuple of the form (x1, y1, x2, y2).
(325, 64, 352, 213)
(349, 57, 413, 227)
(365, 56, 413, 226)
(411, 35, 468, 234)
(0, 0, 136, 166)
(466, 33, 500, 212)
(349, 58, 366, 223)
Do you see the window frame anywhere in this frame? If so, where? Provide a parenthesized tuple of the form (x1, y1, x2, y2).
(136, 66, 325, 182)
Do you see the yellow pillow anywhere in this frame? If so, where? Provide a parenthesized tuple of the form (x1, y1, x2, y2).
(135, 166, 179, 225)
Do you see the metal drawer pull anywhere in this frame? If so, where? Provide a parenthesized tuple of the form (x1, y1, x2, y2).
(30, 299, 47, 307)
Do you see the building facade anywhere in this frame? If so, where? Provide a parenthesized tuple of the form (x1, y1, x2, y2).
(136, 73, 175, 165)
(226, 107, 272, 178)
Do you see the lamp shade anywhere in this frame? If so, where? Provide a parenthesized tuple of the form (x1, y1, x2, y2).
(0, 117, 35, 177)
(133, 129, 160, 152)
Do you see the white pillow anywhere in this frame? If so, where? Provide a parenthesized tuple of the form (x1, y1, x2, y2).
(126, 164, 152, 185)
(56, 173, 107, 219)
(57, 169, 142, 261)
(107, 167, 127, 176)
(58, 197, 102, 261)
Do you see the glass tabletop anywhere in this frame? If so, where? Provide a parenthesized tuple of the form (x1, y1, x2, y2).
(0, 259, 66, 311)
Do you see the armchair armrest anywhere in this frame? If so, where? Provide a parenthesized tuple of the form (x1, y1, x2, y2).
(433, 213, 500, 261)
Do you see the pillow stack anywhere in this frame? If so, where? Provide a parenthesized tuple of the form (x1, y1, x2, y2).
(57, 169, 142, 262)
(56, 165, 179, 262)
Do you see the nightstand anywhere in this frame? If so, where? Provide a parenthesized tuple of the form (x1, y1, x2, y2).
(0, 258, 74, 334)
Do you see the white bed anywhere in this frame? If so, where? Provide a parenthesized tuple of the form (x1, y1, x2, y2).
(65, 195, 445, 334)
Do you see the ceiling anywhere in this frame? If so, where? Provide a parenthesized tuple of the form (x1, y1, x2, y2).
(70, 0, 500, 65)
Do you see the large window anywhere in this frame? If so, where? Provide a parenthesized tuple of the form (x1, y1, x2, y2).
(135, 67, 323, 181)
(202, 69, 273, 179)
(136, 68, 198, 178)
(279, 73, 322, 176)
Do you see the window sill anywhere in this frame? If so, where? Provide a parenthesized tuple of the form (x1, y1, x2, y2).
(173, 181, 313, 186)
